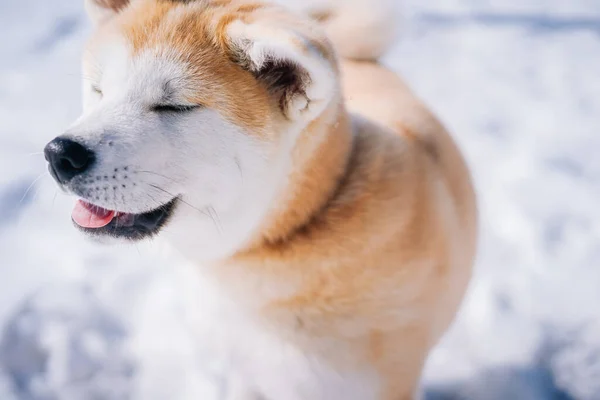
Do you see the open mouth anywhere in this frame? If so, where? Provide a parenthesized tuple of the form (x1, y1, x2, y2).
(72, 198, 177, 240)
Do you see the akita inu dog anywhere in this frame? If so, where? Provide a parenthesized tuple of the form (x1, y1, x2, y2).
(44, 0, 477, 398)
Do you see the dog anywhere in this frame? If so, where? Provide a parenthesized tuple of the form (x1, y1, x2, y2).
(44, 0, 477, 398)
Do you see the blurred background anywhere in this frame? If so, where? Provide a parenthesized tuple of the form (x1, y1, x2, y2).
(1, 0, 599, 399)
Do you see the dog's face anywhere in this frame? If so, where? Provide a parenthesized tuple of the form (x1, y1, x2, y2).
(43, 0, 336, 260)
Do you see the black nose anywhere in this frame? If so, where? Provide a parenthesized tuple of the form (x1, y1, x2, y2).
(44, 137, 95, 184)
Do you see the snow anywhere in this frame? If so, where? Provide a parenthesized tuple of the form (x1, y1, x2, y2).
(1, 0, 599, 399)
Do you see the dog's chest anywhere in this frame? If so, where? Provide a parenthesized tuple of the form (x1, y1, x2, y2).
(188, 273, 380, 400)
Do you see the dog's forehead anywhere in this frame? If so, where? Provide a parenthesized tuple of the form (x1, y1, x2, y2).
(83, 0, 271, 130)
(121, 0, 211, 55)
(84, 2, 213, 92)
(85, 33, 178, 89)
(86, 1, 210, 63)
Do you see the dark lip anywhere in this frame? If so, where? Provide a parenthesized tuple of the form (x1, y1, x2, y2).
(74, 198, 178, 241)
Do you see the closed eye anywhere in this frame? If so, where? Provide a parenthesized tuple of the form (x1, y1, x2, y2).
(152, 104, 199, 113)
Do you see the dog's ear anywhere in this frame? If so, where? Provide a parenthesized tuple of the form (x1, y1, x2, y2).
(224, 16, 338, 121)
(85, 0, 130, 26)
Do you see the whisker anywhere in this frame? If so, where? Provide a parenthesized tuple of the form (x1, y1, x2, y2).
(146, 183, 221, 235)
(208, 205, 223, 234)
(136, 170, 180, 184)
(146, 183, 186, 206)
(20, 172, 47, 204)
(234, 158, 244, 184)
(113, 196, 120, 233)
(31, 182, 45, 204)
(134, 243, 142, 257)
(145, 191, 172, 216)
(205, 207, 222, 236)
(143, 192, 181, 239)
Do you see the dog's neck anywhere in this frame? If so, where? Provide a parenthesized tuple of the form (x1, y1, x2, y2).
(246, 100, 355, 250)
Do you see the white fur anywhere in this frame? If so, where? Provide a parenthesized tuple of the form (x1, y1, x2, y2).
(182, 271, 381, 400)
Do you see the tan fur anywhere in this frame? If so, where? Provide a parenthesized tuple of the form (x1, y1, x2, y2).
(86, 0, 477, 397)
(115, 0, 272, 131)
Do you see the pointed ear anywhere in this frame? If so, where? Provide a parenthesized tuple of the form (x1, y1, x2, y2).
(225, 18, 338, 121)
(84, 0, 130, 26)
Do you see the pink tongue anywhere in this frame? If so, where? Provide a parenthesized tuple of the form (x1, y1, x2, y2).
(72, 200, 115, 228)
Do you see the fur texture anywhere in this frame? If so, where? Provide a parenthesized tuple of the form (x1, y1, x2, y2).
(52, 0, 478, 398)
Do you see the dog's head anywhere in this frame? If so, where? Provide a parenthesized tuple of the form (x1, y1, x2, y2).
(44, 0, 338, 259)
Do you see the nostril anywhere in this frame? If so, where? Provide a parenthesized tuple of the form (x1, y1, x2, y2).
(59, 158, 70, 169)
(59, 158, 77, 172)
(44, 137, 95, 184)
(60, 148, 91, 171)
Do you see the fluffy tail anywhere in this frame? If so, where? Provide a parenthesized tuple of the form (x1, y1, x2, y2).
(269, 0, 401, 61)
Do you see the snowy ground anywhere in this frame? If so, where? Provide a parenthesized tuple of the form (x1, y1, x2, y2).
(1, 0, 599, 399)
